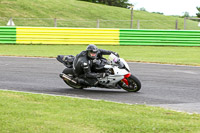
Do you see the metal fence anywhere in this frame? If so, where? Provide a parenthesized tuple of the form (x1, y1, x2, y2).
(1, 17, 200, 30)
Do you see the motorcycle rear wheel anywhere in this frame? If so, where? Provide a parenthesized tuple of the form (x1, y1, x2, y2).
(62, 68, 83, 89)
(119, 75, 141, 92)
(63, 78, 83, 89)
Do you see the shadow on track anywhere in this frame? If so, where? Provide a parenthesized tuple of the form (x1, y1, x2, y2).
(43, 87, 142, 97)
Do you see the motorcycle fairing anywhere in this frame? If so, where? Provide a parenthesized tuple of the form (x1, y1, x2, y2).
(98, 75, 124, 88)
(119, 58, 130, 72)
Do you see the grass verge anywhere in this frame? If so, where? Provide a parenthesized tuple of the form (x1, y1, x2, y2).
(0, 44, 200, 66)
(0, 0, 200, 29)
(0, 90, 200, 133)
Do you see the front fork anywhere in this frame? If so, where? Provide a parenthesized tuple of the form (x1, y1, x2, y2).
(122, 73, 131, 85)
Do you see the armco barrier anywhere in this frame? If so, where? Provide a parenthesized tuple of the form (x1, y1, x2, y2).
(120, 29, 200, 46)
(0, 27, 200, 46)
(0, 27, 16, 44)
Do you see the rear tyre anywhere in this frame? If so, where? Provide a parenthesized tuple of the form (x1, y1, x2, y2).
(63, 78, 83, 89)
(119, 75, 141, 92)
(61, 68, 83, 89)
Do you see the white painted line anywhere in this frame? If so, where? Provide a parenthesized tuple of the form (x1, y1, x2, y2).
(128, 61, 200, 68)
(173, 70, 198, 75)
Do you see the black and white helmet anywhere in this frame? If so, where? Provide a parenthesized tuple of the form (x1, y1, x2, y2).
(86, 44, 98, 59)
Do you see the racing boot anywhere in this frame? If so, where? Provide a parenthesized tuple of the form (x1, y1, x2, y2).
(75, 78, 91, 86)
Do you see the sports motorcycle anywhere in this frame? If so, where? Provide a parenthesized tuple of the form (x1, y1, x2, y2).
(57, 53, 141, 92)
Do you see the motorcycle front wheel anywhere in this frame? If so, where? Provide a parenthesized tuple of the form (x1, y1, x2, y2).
(119, 75, 141, 92)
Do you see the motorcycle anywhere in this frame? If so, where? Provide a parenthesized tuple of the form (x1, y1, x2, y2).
(57, 53, 141, 92)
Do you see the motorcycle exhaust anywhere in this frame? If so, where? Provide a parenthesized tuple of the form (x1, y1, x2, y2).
(60, 73, 77, 84)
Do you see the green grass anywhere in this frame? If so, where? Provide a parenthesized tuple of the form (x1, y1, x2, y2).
(1, 44, 200, 66)
(0, 90, 200, 133)
(0, 0, 200, 29)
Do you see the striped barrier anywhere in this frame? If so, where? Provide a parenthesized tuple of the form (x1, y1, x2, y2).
(0, 26, 200, 46)
(0, 27, 16, 44)
(120, 29, 200, 46)
(16, 27, 119, 45)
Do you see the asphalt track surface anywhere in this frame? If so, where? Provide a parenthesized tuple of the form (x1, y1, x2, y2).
(0, 56, 200, 114)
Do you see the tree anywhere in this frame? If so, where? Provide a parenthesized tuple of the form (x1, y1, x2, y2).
(196, 7, 200, 18)
(139, 7, 146, 11)
(152, 12, 163, 15)
(182, 12, 190, 17)
(80, 0, 131, 8)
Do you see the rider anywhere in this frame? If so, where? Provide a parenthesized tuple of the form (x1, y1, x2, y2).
(73, 44, 119, 86)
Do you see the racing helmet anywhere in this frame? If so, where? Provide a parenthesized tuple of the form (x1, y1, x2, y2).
(86, 44, 98, 59)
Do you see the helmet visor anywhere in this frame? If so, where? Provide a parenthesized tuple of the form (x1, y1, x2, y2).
(89, 52, 97, 57)
(88, 50, 97, 59)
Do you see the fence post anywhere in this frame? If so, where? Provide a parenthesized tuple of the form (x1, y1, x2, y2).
(54, 18, 57, 27)
(130, 6, 134, 29)
(97, 19, 100, 28)
(137, 20, 140, 29)
(184, 17, 187, 30)
(175, 20, 178, 30)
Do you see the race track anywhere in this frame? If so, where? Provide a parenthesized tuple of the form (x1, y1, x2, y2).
(0, 56, 200, 114)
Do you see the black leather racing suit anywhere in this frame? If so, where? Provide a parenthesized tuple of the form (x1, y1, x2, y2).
(73, 49, 116, 86)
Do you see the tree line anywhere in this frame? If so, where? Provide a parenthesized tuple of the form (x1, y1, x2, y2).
(197, 7, 200, 18)
(80, 0, 132, 8)
(79, 1, 200, 18)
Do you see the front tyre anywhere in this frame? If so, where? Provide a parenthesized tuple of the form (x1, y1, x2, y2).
(119, 75, 141, 92)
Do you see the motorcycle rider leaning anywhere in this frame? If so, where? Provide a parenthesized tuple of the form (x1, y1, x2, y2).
(72, 44, 119, 86)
